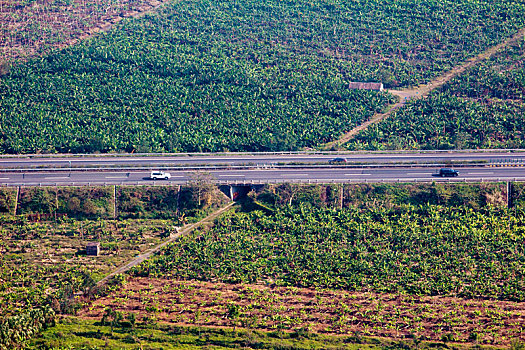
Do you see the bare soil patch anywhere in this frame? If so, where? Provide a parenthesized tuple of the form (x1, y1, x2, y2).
(78, 277, 525, 346)
(0, 0, 169, 62)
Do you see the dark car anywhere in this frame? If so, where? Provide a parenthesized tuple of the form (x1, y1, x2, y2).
(439, 168, 459, 177)
(329, 157, 347, 164)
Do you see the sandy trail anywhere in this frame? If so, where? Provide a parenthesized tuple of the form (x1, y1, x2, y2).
(96, 202, 235, 286)
(323, 28, 525, 150)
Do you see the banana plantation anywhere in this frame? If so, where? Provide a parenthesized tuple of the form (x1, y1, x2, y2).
(1, 0, 525, 153)
(133, 203, 525, 301)
(348, 38, 525, 150)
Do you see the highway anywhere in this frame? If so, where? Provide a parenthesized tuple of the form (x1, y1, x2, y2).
(0, 166, 524, 186)
(2, 151, 525, 170)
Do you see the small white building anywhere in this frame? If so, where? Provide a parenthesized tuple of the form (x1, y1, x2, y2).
(348, 82, 384, 92)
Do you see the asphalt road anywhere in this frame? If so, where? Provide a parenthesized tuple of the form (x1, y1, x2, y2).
(2, 151, 525, 169)
(0, 166, 524, 186)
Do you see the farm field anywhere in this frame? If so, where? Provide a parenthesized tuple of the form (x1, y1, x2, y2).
(0, 215, 179, 349)
(347, 38, 525, 150)
(75, 278, 525, 345)
(0, 216, 178, 318)
(1, 0, 525, 153)
(3, 183, 525, 348)
(117, 184, 524, 346)
(0, 183, 228, 348)
(132, 204, 525, 302)
(0, 0, 168, 62)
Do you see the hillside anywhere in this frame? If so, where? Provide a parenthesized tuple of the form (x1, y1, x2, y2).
(347, 37, 525, 150)
(1, 0, 525, 153)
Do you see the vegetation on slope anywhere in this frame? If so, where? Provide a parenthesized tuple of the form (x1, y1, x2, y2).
(1, 0, 525, 153)
(347, 39, 525, 150)
(133, 203, 525, 301)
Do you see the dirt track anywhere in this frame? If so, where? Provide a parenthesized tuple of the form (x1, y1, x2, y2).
(96, 202, 234, 286)
(323, 28, 525, 150)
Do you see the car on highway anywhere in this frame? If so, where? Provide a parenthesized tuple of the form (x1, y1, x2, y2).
(438, 168, 459, 177)
(150, 171, 171, 180)
(329, 157, 347, 164)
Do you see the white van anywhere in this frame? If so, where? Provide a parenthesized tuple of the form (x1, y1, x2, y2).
(150, 171, 171, 180)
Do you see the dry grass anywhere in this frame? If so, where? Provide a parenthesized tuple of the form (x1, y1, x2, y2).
(0, 0, 168, 62)
(79, 277, 525, 346)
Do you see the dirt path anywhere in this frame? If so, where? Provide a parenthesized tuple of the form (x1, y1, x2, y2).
(323, 28, 525, 150)
(96, 202, 235, 286)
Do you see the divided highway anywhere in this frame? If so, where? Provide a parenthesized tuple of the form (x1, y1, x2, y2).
(0, 166, 524, 186)
(1, 151, 525, 186)
(2, 151, 525, 169)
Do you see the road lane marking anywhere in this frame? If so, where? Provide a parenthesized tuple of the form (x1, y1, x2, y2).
(0, 177, 9, 179)
(345, 173, 371, 176)
(281, 174, 309, 177)
(218, 174, 245, 177)
(407, 172, 431, 175)
(467, 172, 493, 175)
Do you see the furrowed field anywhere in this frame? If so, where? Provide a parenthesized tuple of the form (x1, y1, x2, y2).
(1, 0, 525, 153)
(347, 38, 525, 150)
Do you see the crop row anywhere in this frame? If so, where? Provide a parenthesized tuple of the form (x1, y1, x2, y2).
(133, 203, 525, 301)
(0, 0, 162, 61)
(80, 278, 525, 344)
(2, 0, 525, 153)
(347, 39, 525, 150)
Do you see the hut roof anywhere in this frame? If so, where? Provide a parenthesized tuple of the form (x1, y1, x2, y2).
(348, 82, 383, 90)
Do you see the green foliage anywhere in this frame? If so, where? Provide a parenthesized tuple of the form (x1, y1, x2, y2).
(2, 0, 525, 153)
(443, 39, 525, 101)
(18, 188, 57, 214)
(59, 187, 113, 218)
(0, 257, 95, 318)
(0, 306, 55, 350)
(29, 318, 392, 349)
(117, 186, 180, 219)
(0, 188, 16, 214)
(348, 93, 525, 150)
(17, 187, 113, 218)
(511, 183, 525, 207)
(134, 203, 525, 301)
(10, 184, 228, 220)
(258, 183, 507, 210)
(348, 39, 525, 150)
